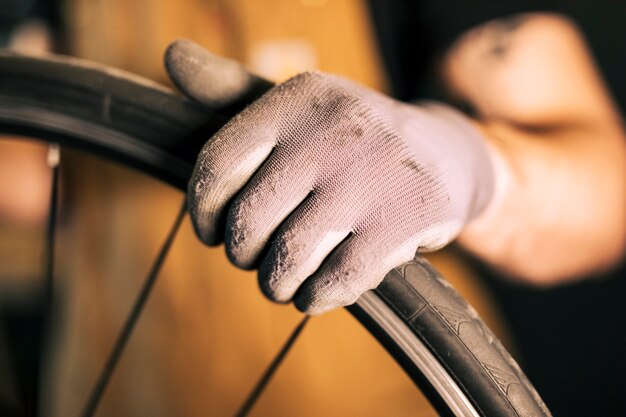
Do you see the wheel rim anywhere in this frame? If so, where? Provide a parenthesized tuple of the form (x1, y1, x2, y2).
(0, 51, 551, 417)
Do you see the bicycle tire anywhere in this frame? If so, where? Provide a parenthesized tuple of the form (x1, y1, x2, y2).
(0, 51, 551, 417)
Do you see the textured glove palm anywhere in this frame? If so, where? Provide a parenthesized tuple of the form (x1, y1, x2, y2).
(166, 40, 494, 314)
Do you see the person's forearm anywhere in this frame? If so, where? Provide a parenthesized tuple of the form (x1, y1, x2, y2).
(442, 13, 626, 283)
(461, 119, 626, 284)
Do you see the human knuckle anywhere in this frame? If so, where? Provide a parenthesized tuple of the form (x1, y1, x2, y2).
(290, 70, 327, 87)
(284, 72, 349, 103)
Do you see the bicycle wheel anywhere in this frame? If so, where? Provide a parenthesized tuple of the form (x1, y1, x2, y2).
(0, 51, 551, 417)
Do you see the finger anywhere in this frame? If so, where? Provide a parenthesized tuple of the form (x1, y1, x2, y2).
(257, 194, 355, 303)
(188, 102, 280, 245)
(164, 39, 272, 111)
(224, 150, 317, 269)
(293, 232, 417, 315)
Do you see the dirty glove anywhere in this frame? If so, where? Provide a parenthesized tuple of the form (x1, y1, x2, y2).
(165, 40, 494, 314)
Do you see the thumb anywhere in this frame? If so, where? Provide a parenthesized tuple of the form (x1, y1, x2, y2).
(164, 39, 272, 112)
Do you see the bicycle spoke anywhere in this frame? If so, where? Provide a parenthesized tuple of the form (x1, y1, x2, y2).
(35, 143, 61, 415)
(234, 315, 311, 417)
(43, 143, 60, 313)
(80, 199, 187, 417)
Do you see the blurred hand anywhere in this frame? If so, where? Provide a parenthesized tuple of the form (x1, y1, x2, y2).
(165, 40, 494, 314)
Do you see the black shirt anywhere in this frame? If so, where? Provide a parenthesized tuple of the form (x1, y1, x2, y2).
(369, 0, 626, 115)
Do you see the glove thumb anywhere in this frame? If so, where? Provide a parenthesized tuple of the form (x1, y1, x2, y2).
(164, 39, 272, 111)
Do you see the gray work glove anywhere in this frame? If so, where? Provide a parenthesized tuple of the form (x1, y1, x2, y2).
(165, 40, 494, 314)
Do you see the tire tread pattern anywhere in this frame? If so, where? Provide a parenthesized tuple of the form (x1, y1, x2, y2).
(377, 257, 552, 416)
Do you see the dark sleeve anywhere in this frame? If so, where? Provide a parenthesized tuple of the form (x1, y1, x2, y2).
(419, 0, 548, 50)
(367, 0, 551, 100)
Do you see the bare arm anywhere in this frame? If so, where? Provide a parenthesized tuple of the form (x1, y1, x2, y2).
(444, 13, 626, 284)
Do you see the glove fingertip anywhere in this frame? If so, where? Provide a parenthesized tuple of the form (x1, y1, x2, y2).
(293, 294, 337, 316)
(191, 221, 222, 247)
(187, 200, 223, 247)
(295, 303, 334, 317)
(164, 38, 271, 110)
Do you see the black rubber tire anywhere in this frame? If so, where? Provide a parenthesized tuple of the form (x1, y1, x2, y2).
(0, 51, 551, 417)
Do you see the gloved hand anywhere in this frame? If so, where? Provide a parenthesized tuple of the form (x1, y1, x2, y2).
(165, 40, 494, 314)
